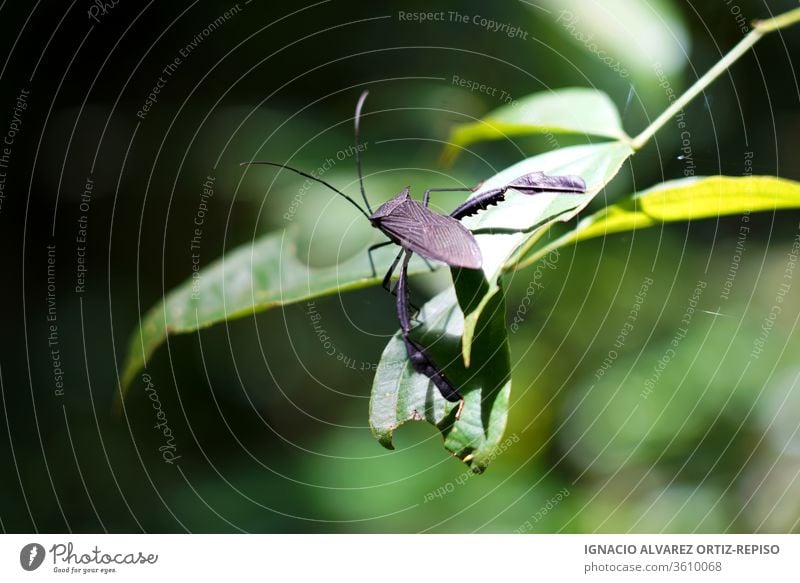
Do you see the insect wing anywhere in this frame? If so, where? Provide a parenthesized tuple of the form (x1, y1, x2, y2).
(379, 199, 482, 269)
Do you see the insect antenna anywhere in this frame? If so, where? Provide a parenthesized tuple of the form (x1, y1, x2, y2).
(240, 160, 371, 220)
(354, 90, 373, 214)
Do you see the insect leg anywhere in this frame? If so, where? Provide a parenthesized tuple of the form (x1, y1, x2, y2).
(378, 248, 421, 313)
(402, 336, 464, 404)
(408, 313, 423, 331)
(396, 248, 464, 417)
(449, 173, 587, 220)
(450, 187, 508, 220)
(381, 248, 404, 294)
(395, 250, 414, 333)
(366, 240, 393, 279)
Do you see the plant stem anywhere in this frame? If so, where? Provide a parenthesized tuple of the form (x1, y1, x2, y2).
(510, 7, 800, 273)
(630, 7, 800, 151)
(753, 7, 800, 33)
(505, 8, 800, 272)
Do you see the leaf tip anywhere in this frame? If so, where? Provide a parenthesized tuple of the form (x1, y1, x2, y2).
(460, 315, 479, 367)
(374, 430, 395, 451)
(461, 343, 472, 368)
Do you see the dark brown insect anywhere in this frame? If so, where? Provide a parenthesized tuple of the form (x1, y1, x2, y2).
(243, 91, 587, 418)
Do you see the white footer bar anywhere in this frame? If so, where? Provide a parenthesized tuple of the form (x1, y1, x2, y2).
(1, 534, 797, 582)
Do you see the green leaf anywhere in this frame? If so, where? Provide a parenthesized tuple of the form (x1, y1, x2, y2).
(119, 228, 428, 394)
(369, 273, 511, 472)
(515, 175, 800, 271)
(456, 141, 634, 365)
(443, 88, 628, 165)
(121, 143, 631, 392)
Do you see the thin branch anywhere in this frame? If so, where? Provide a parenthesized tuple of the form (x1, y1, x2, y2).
(631, 7, 800, 150)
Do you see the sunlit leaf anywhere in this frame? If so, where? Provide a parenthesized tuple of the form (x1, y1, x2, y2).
(457, 141, 633, 365)
(515, 175, 800, 271)
(369, 278, 511, 472)
(443, 88, 628, 165)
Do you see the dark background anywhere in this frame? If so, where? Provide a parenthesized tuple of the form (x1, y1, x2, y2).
(1, 0, 799, 532)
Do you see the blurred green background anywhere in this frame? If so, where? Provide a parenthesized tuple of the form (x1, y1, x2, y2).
(1, 0, 799, 533)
